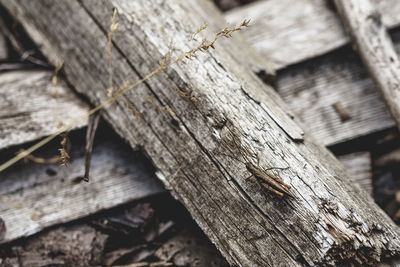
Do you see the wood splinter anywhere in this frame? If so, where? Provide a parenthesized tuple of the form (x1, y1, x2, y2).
(83, 113, 101, 182)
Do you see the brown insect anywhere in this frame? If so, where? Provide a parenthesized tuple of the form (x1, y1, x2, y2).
(246, 162, 294, 198)
(223, 126, 294, 198)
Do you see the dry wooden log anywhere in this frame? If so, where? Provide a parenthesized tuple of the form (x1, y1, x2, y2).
(0, 131, 164, 244)
(4, 0, 400, 265)
(277, 48, 395, 146)
(338, 152, 373, 196)
(225, 0, 400, 70)
(334, 0, 400, 132)
(0, 70, 89, 150)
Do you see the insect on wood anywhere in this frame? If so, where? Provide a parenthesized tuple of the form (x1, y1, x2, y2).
(246, 162, 294, 198)
(223, 126, 295, 198)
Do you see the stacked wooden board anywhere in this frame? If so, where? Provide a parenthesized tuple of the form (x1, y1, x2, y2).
(0, 0, 398, 265)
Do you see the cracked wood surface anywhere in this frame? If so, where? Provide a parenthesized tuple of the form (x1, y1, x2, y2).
(225, 0, 400, 70)
(334, 0, 400, 132)
(0, 70, 89, 150)
(3, 0, 400, 265)
(0, 130, 164, 244)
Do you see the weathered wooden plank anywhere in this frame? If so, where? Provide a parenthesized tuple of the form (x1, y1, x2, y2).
(0, 133, 164, 244)
(0, 70, 89, 150)
(334, 0, 400, 131)
(225, 0, 400, 145)
(225, 0, 400, 70)
(339, 152, 373, 196)
(4, 0, 400, 265)
(276, 47, 395, 145)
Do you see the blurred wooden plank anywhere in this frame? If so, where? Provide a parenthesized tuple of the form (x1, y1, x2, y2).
(0, 32, 7, 60)
(0, 70, 89, 149)
(225, 0, 400, 70)
(334, 0, 400, 132)
(339, 152, 373, 196)
(225, 0, 400, 145)
(0, 135, 164, 244)
(277, 48, 395, 145)
(0, 17, 8, 60)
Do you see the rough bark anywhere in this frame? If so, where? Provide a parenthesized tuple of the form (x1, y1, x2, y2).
(225, 0, 400, 70)
(3, 0, 400, 265)
(0, 70, 89, 149)
(334, 0, 400, 132)
(0, 131, 164, 244)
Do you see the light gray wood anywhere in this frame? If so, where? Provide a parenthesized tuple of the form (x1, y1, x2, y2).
(0, 136, 164, 244)
(334, 0, 400, 132)
(276, 49, 395, 145)
(4, 0, 400, 265)
(225, 0, 400, 70)
(225, 0, 400, 145)
(0, 70, 89, 149)
(339, 152, 373, 196)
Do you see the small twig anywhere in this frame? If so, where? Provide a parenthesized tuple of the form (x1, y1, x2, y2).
(59, 133, 70, 166)
(16, 149, 60, 164)
(83, 113, 101, 182)
(189, 22, 207, 41)
(332, 102, 350, 122)
(52, 60, 64, 85)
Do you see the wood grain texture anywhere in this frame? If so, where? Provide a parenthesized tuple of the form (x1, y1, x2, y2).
(334, 0, 400, 132)
(0, 135, 164, 244)
(277, 47, 395, 146)
(225, 0, 400, 70)
(339, 152, 373, 196)
(4, 0, 400, 265)
(0, 70, 89, 149)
